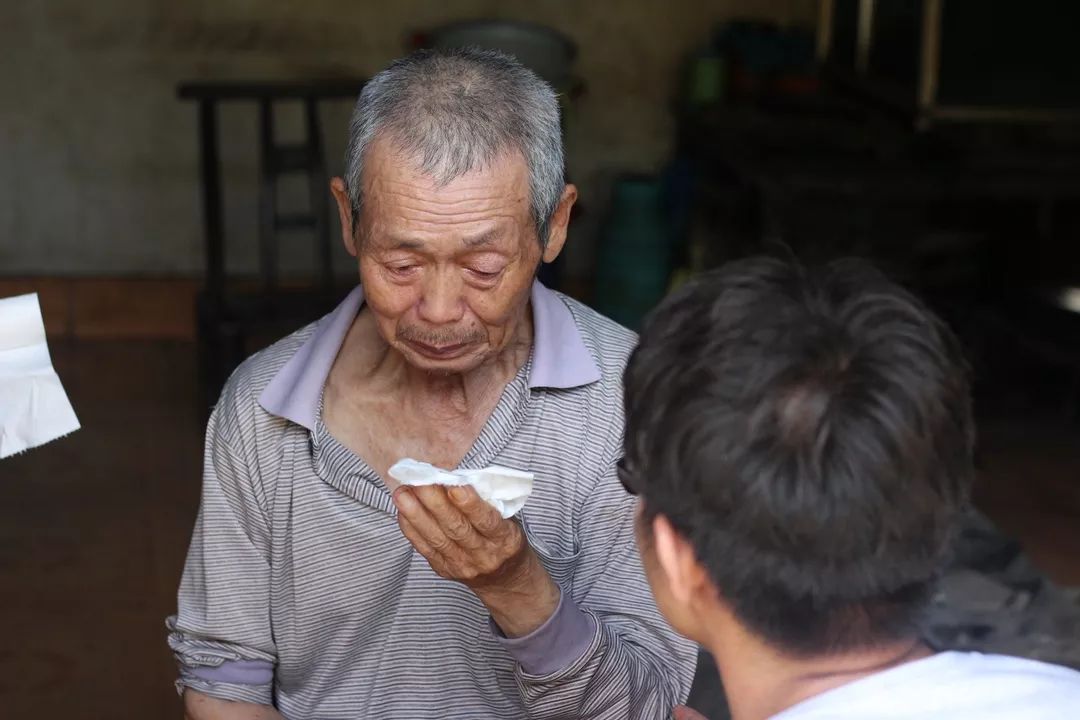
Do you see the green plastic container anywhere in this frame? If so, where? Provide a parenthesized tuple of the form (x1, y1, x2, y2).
(593, 176, 672, 330)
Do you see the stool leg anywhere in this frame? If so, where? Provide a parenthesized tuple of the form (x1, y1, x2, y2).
(1066, 369, 1080, 422)
(305, 98, 334, 295)
(258, 99, 279, 301)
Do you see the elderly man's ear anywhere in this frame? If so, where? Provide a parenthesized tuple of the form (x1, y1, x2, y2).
(329, 177, 359, 257)
(542, 184, 577, 264)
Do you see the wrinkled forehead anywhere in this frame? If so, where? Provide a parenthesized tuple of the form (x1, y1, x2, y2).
(359, 139, 533, 247)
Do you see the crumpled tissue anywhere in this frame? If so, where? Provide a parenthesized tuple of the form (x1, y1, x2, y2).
(388, 458, 533, 518)
(0, 293, 80, 459)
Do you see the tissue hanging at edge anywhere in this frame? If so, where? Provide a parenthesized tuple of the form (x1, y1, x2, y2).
(388, 458, 534, 518)
(0, 293, 80, 459)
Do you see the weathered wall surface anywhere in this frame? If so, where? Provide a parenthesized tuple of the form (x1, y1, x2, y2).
(1, 1, 816, 277)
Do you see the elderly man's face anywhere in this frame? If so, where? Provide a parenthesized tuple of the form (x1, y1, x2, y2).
(331, 139, 572, 374)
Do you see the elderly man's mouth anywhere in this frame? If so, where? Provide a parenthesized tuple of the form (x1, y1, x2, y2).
(405, 340, 471, 359)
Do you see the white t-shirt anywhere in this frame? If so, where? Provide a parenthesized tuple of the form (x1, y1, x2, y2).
(772, 651, 1080, 719)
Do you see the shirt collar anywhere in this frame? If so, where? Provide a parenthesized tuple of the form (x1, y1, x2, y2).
(258, 281, 602, 431)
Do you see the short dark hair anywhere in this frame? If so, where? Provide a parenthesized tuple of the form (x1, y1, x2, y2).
(623, 257, 974, 656)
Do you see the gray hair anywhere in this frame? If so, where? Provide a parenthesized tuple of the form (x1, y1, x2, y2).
(343, 47, 565, 245)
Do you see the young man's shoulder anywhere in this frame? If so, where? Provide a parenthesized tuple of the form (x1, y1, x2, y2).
(774, 651, 1080, 720)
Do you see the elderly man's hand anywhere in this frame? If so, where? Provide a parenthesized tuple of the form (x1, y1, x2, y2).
(393, 484, 560, 637)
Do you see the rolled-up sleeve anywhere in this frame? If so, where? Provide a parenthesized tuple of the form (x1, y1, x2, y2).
(511, 450, 698, 719)
(491, 587, 599, 676)
(166, 394, 277, 704)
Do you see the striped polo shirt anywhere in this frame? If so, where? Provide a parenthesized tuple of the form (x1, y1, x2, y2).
(167, 281, 696, 718)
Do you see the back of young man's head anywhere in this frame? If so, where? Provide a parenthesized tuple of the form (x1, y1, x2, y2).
(622, 256, 974, 656)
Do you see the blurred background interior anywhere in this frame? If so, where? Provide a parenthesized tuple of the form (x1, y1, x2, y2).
(2, 1, 1080, 717)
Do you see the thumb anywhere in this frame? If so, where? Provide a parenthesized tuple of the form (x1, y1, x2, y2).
(673, 705, 710, 720)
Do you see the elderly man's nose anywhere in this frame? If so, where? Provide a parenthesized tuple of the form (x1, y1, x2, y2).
(418, 274, 465, 324)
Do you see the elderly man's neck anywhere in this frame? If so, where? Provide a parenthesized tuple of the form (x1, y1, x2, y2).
(342, 306, 533, 416)
(398, 347, 529, 416)
(703, 608, 932, 720)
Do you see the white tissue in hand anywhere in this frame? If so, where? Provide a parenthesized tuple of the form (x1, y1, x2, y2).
(388, 458, 533, 518)
(0, 293, 80, 459)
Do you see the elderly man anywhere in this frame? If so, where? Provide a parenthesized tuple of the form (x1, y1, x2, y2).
(169, 48, 696, 719)
(621, 257, 1080, 720)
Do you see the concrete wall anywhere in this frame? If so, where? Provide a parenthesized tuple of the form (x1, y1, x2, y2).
(1, 0, 816, 279)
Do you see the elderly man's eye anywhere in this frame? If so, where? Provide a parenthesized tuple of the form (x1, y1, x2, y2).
(467, 267, 502, 281)
(388, 264, 419, 277)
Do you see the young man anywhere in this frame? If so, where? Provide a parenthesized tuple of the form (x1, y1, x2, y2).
(621, 257, 1080, 719)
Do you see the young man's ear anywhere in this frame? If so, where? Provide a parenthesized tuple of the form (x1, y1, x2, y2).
(652, 514, 711, 608)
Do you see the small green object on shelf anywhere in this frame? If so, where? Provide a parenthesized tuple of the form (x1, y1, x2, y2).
(688, 54, 726, 107)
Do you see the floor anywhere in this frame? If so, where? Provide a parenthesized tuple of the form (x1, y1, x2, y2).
(1, 341, 1078, 719)
(0, 342, 202, 719)
(974, 418, 1080, 586)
